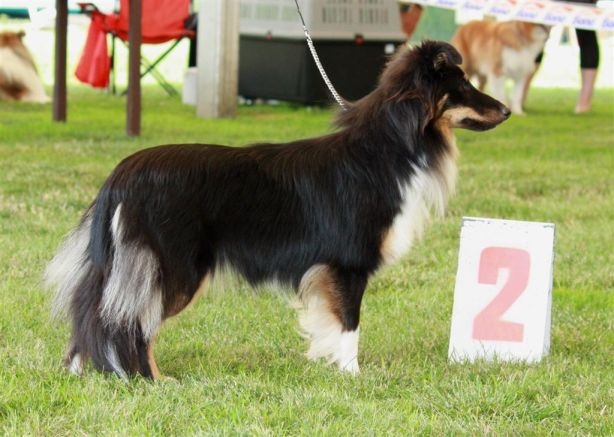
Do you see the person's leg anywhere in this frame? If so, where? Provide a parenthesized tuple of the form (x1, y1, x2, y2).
(575, 29, 599, 113)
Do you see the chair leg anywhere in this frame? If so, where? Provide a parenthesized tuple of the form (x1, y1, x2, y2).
(110, 34, 117, 95)
(139, 55, 179, 96)
(146, 66, 178, 96)
(118, 38, 183, 96)
(140, 39, 182, 79)
(120, 59, 178, 97)
(139, 39, 183, 96)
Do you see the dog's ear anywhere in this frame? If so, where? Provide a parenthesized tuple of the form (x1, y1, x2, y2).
(433, 43, 462, 71)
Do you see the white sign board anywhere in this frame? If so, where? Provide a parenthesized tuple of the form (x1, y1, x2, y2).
(448, 217, 555, 363)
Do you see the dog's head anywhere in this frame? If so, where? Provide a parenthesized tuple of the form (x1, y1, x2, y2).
(0, 30, 37, 70)
(379, 40, 510, 131)
(0, 30, 26, 47)
(517, 22, 551, 44)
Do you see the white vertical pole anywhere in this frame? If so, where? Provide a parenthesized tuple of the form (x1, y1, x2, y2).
(196, 0, 239, 118)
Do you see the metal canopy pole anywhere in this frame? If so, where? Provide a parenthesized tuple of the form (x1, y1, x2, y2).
(53, 0, 68, 122)
(126, 0, 142, 136)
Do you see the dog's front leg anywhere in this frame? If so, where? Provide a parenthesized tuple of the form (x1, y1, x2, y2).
(487, 74, 508, 109)
(297, 265, 367, 375)
(511, 76, 529, 115)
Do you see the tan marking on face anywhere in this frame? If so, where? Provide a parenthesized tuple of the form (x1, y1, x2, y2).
(442, 106, 482, 126)
(437, 93, 450, 114)
(442, 105, 506, 129)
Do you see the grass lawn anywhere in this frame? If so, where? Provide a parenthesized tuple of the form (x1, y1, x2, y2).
(0, 87, 613, 435)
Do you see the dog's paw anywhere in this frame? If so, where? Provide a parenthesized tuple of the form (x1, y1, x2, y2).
(337, 357, 360, 375)
(66, 353, 84, 376)
(155, 375, 178, 383)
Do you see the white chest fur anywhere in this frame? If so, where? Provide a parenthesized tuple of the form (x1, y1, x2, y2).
(381, 153, 458, 265)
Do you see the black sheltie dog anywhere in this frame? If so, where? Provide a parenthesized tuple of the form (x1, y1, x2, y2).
(45, 41, 510, 378)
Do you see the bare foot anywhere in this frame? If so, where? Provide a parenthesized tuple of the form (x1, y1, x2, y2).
(574, 104, 591, 114)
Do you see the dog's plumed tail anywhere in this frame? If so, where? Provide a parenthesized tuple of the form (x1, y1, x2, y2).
(45, 193, 162, 378)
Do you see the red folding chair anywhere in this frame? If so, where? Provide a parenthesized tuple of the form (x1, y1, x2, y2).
(76, 0, 195, 95)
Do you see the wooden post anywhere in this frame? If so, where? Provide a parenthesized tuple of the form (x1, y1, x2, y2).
(53, 0, 68, 122)
(127, 0, 142, 136)
(196, 0, 239, 118)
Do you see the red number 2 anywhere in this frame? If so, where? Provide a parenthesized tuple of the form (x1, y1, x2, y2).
(472, 247, 531, 342)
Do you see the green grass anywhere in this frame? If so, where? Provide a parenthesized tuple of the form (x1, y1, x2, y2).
(1, 87, 613, 435)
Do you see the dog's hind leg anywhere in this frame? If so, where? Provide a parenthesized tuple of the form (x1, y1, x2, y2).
(102, 202, 213, 378)
(297, 265, 368, 374)
(88, 204, 164, 378)
(146, 272, 212, 379)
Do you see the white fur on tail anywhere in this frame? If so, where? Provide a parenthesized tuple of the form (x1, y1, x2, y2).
(46, 203, 163, 342)
(44, 213, 93, 318)
(100, 204, 163, 340)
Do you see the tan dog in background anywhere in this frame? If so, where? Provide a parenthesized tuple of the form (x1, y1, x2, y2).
(0, 31, 50, 103)
(452, 20, 549, 114)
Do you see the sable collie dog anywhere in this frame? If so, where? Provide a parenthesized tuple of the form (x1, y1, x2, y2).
(45, 41, 510, 379)
(0, 31, 50, 103)
(451, 20, 549, 115)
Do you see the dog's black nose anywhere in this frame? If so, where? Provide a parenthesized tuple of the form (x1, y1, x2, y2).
(501, 106, 512, 119)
